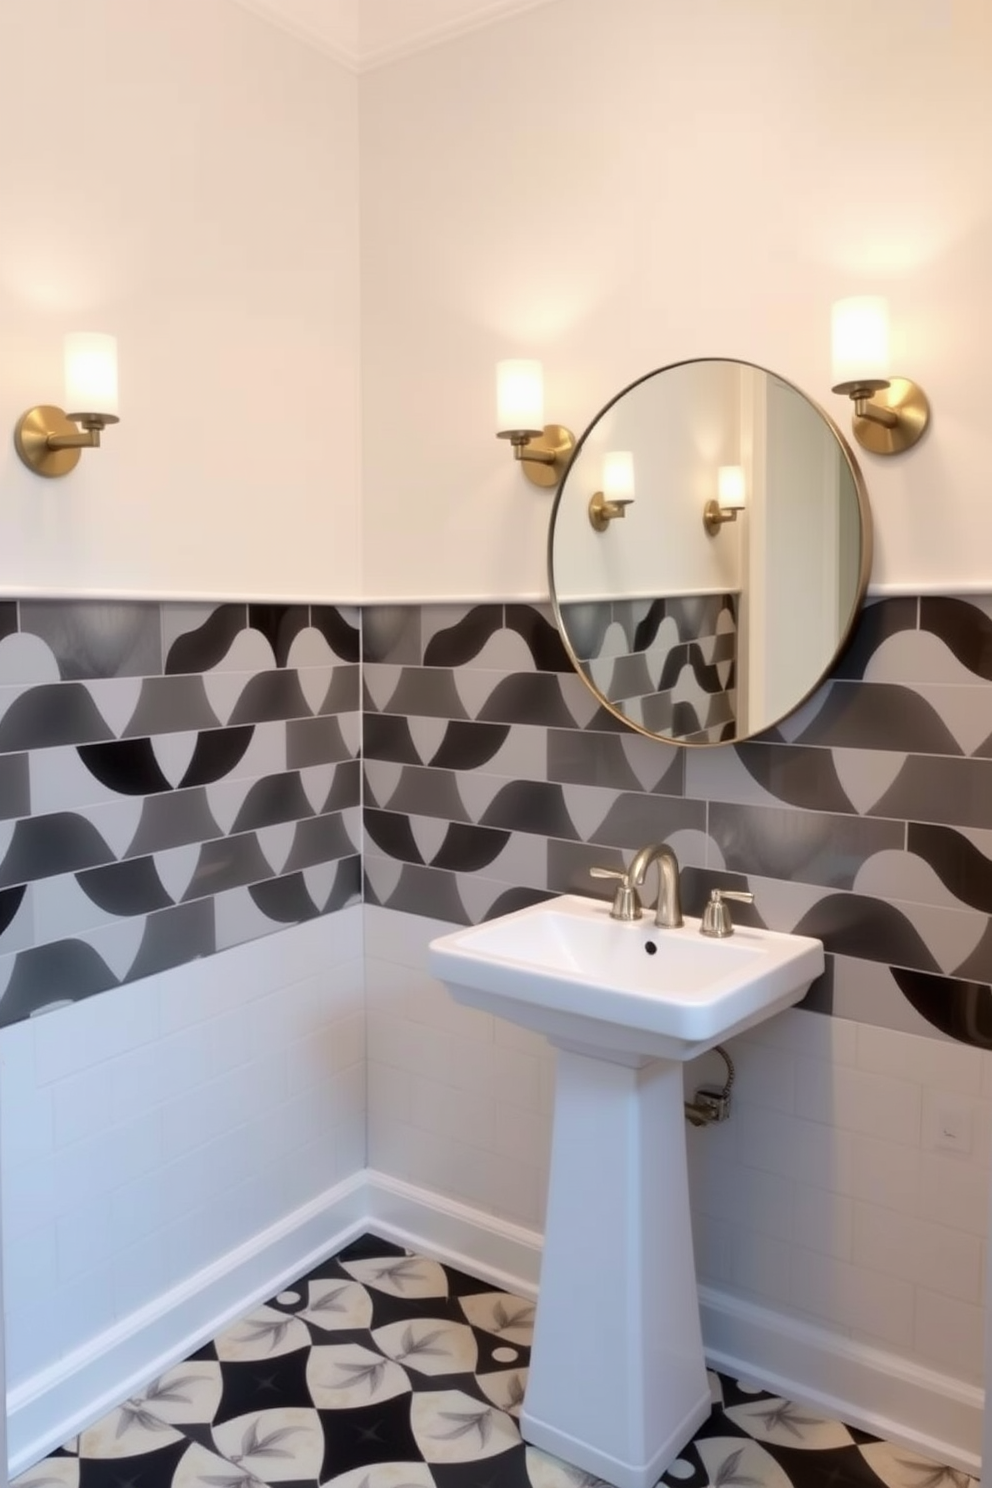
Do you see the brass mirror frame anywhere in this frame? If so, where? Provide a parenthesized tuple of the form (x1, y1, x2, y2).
(547, 357, 874, 747)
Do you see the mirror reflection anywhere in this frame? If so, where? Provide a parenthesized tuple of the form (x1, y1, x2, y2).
(548, 359, 872, 745)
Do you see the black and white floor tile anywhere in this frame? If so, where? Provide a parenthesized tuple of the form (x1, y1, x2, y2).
(13, 1237, 976, 1488)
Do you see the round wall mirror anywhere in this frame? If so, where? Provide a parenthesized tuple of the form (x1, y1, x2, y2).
(548, 358, 872, 745)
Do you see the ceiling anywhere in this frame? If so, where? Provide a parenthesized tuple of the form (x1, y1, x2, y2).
(231, 0, 556, 70)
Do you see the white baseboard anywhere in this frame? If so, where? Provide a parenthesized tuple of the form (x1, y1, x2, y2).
(698, 1285, 982, 1477)
(363, 1168, 543, 1299)
(7, 1171, 983, 1480)
(6, 1174, 370, 1478)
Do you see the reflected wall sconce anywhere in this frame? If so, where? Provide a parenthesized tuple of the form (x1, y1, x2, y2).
(589, 450, 635, 531)
(830, 297, 930, 455)
(495, 359, 575, 488)
(704, 464, 746, 534)
(15, 333, 120, 478)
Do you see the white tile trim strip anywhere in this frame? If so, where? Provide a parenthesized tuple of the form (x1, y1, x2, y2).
(6, 1170, 982, 1479)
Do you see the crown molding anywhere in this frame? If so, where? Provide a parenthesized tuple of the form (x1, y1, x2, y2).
(229, 0, 556, 73)
(231, 0, 361, 70)
(358, 0, 556, 70)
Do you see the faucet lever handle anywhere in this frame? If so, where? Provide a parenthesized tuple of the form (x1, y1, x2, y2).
(589, 865, 643, 922)
(700, 888, 754, 938)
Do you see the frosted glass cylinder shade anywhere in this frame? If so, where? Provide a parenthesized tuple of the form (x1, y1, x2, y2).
(64, 333, 119, 417)
(831, 298, 889, 390)
(717, 464, 746, 510)
(497, 359, 544, 433)
(603, 451, 635, 502)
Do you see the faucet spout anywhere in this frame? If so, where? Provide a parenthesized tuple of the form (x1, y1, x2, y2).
(628, 843, 683, 929)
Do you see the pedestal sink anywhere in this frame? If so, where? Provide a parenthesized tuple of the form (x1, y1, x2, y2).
(429, 894, 823, 1488)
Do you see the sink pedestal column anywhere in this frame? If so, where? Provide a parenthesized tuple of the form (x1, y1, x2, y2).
(521, 1047, 712, 1488)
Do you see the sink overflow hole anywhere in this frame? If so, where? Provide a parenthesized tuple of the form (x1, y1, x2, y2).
(644, 941, 658, 955)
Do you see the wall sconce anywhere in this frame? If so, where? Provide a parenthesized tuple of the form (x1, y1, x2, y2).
(495, 359, 575, 488)
(830, 297, 930, 455)
(14, 333, 120, 478)
(704, 464, 746, 534)
(589, 450, 635, 531)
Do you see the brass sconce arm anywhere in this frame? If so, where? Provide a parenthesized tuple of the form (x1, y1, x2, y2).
(703, 499, 741, 535)
(497, 424, 575, 488)
(15, 406, 119, 478)
(589, 491, 633, 531)
(839, 381, 899, 429)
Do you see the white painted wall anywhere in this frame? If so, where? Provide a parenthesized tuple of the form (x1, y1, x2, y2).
(0, 909, 365, 1472)
(0, 0, 361, 602)
(360, 0, 992, 600)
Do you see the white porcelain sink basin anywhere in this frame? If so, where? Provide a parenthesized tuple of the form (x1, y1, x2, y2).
(429, 892, 824, 1062)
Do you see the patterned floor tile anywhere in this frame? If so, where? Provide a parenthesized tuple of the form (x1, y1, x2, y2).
(15, 1236, 976, 1488)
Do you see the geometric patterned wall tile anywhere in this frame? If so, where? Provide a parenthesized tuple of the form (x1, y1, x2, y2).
(284, 811, 361, 874)
(831, 595, 919, 679)
(547, 728, 684, 795)
(0, 811, 118, 888)
(319, 666, 361, 715)
(869, 754, 992, 827)
(364, 856, 473, 925)
(363, 762, 469, 821)
(198, 771, 307, 838)
(686, 741, 859, 814)
(920, 595, 992, 679)
(0, 599, 362, 1028)
(0, 630, 62, 686)
(709, 802, 904, 889)
(309, 604, 361, 663)
(162, 603, 249, 673)
(906, 822, 992, 911)
(363, 604, 422, 665)
(226, 668, 315, 725)
(421, 604, 513, 667)
(792, 681, 965, 754)
(122, 675, 222, 736)
(0, 752, 29, 820)
(0, 935, 120, 1024)
(14, 592, 992, 1047)
(245, 602, 312, 664)
(890, 964, 992, 1046)
(0, 883, 31, 955)
(19, 599, 163, 680)
(353, 595, 992, 1049)
(125, 788, 223, 858)
(123, 899, 217, 984)
(287, 716, 359, 769)
(504, 603, 574, 672)
(0, 682, 116, 754)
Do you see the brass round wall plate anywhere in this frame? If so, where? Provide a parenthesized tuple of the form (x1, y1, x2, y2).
(521, 424, 575, 488)
(853, 377, 930, 455)
(14, 405, 82, 477)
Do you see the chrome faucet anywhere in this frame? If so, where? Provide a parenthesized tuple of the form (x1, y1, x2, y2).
(590, 842, 683, 927)
(629, 842, 683, 928)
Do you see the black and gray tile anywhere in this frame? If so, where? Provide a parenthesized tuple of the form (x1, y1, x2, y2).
(362, 598, 992, 1049)
(13, 1238, 973, 1488)
(0, 602, 361, 1026)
